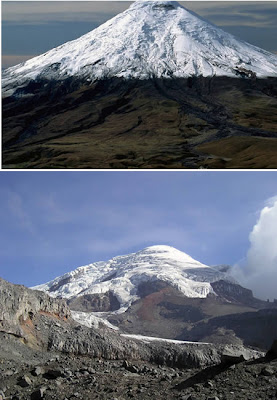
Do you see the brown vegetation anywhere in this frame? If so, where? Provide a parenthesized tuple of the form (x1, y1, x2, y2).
(2, 77, 277, 168)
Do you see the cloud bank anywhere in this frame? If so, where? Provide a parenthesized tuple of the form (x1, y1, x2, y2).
(233, 198, 277, 301)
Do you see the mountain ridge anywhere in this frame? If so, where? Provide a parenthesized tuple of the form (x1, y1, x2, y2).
(31, 244, 277, 347)
(32, 245, 237, 313)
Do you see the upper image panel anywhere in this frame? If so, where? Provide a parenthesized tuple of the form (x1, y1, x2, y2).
(2, 1, 277, 169)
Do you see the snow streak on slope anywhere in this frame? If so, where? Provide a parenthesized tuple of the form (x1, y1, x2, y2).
(121, 334, 210, 345)
(3, 0, 277, 96)
(33, 245, 236, 313)
(71, 310, 119, 330)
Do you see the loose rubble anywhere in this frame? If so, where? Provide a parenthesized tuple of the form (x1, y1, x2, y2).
(0, 353, 277, 400)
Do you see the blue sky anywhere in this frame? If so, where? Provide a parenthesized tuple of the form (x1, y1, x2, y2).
(2, 1, 277, 68)
(1, 171, 277, 288)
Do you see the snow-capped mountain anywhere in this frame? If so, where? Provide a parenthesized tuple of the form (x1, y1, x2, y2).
(3, 0, 277, 97)
(33, 245, 236, 313)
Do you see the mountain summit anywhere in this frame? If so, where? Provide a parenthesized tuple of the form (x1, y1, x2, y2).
(33, 245, 236, 313)
(32, 245, 277, 345)
(3, 1, 277, 96)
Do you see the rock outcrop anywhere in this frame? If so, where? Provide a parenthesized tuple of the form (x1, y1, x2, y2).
(68, 292, 120, 312)
(0, 277, 70, 339)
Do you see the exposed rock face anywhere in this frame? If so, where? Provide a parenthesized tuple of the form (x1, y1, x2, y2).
(0, 277, 149, 361)
(106, 277, 277, 348)
(0, 277, 70, 339)
(210, 280, 272, 309)
(178, 309, 277, 350)
(211, 280, 254, 304)
(68, 291, 120, 312)
(137, 280, 171, 298)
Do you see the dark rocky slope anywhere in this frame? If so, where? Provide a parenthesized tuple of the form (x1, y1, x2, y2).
(177, 308, 277, 349)
(106, 279, 277, 349)
(68, 291, 120, 312)
(2, 76, 277, 169)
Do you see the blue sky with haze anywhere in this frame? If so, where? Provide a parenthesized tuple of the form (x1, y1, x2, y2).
(2, 1, 277, 68)
(1, 171, 277, 290)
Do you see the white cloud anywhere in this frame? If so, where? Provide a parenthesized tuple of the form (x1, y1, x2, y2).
(232, 198, 277, 301)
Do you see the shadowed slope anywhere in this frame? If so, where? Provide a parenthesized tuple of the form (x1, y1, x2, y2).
(3, 77, 277, 168)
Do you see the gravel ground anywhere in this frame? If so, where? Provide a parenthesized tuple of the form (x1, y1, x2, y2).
(0, 350, 276, 400)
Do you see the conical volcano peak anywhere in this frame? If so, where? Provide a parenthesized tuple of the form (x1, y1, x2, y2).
(130, 0, 182, 11)
(127, 0, 193, 19)
(2, 0, 277, 98)
(141, 244, 181, 253)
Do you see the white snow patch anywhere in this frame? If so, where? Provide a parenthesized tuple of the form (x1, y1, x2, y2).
(121, 333, 210, 345)
(71, 310, 119, 330)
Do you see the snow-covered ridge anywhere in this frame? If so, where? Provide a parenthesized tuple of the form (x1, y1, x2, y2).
(3, 0, 277, 97)
(32, 245, 236, 313)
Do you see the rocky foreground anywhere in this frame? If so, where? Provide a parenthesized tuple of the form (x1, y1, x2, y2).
(1, 340, 276, 400)
(0, 277, 276, 399)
